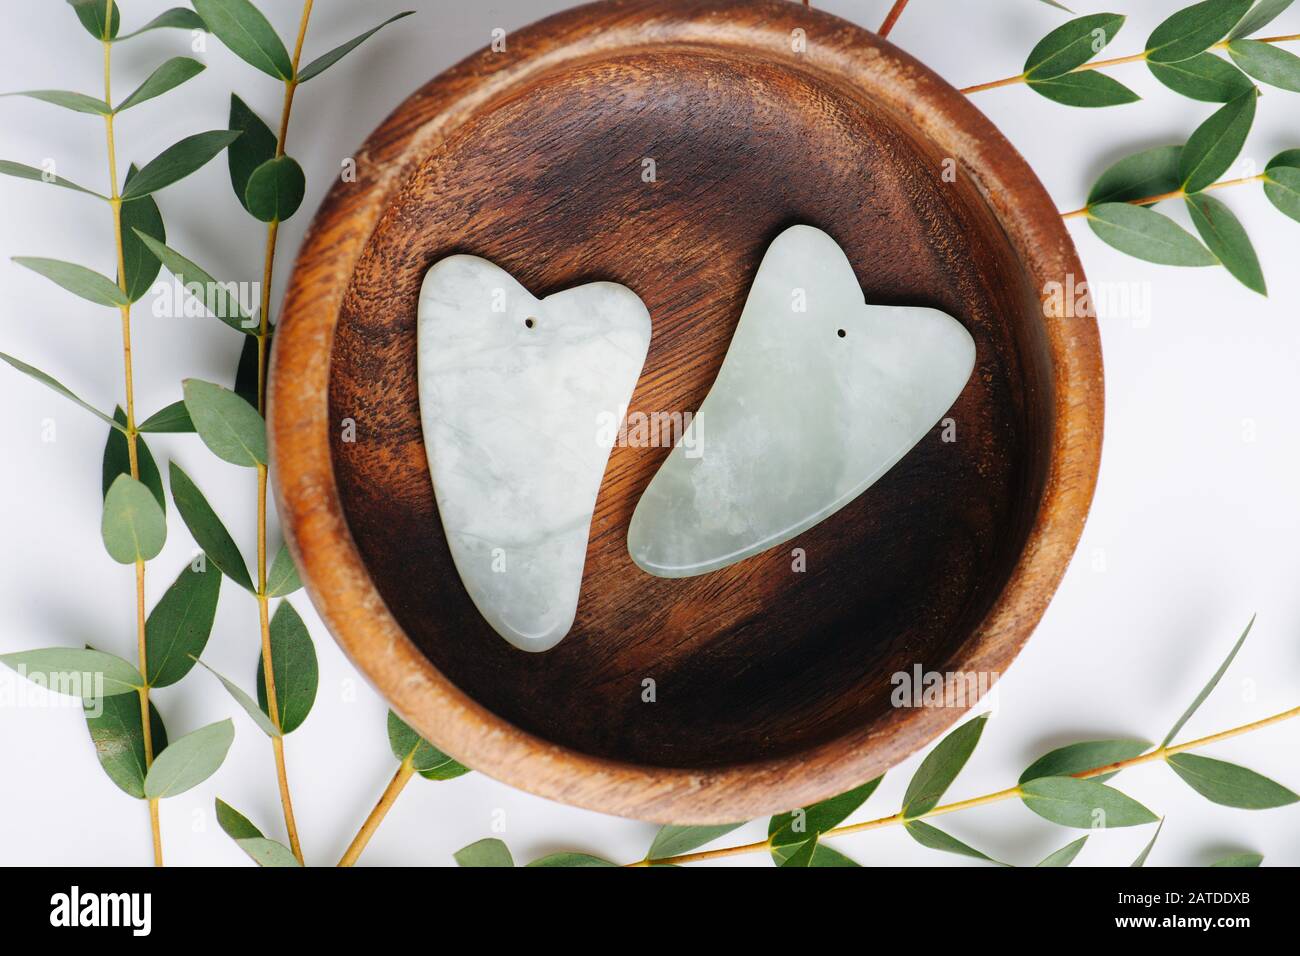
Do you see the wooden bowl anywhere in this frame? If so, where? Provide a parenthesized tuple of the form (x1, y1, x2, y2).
(270, 0, 1102, 823)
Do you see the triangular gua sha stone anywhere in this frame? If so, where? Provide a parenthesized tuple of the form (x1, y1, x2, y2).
(418, 255, 651, 652)
(627, 225, 975, 579)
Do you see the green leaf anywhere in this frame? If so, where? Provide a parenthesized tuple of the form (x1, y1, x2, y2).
(1227, 39, 1300, 91)
(1020, 776, 1160, 828)
(103, 407, 164, 513)
(1267, 148, 1300, 171)
(234, 322, 261, 407)
(192, 0, 293, 80)
(122, 130, 242, 201)
(182, 378, 266, 467)
(1020, 738, 1151, 785)
(115, 57, 205, 113)
(647, 824, 744, 860)
(1210, 851, 1264, 867)
(244, 156, 306, 223)
(143, 718, 235, 799)
(85, 694, 167, 799)
(454, 838, 514, 867)
(1, 353, 119, 427)
(1180, 89, 1258, 193)
(1229, 0, 1296, 39)
(296, 12, 416, 83)
(133, 231, 255, 333)
(0, 160, 105, 198)
(12, 257, 127, 307)
(1024, 14, 1126, 80)
(1026, 70, 1140, 107)
(1087, 203, 1218, 266)
(1166, 753, 1299, 808)
(227, 95, 277, 217)
(1, 90, 111, 115)
(1163, 615, 1254, 747)
(902, 715, 987, 818)
(1148, 53, 1255, 102)
(1, 647, 142, 699)
(774, 838, 860, 867)
(145, 562, 221, 688)
(255, 601, 317, 734)
(1131, 817, 1164, 867)
(1147, 0, 1255, 63)
(194, 658, 280, 737)
(778, 840, 820, 867)
(117, 8, 208, 40)
(1037, 836, 1088, 867)
(526, 853, 618, 868)
(387, 711, 470, 779)
(138, 400, 194, 433)
(214, 799, 301, 866)
(168, 461, 254, 591)
(904, 820, 1003, 864)
(769, 776, 883, 848)
(67, 0, 120, 40)
(1186, 192, 1266, 293)
(102, 474, 166, 563)
(119, 165, 165, 304)
(265, 542, 302, 597)
(1263, 166, 1300, 222)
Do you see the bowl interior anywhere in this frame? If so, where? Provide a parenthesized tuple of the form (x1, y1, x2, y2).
(328, 45, 1052, 769)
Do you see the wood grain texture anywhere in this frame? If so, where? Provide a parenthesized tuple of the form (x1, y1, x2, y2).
(269, 0, 1103, 823)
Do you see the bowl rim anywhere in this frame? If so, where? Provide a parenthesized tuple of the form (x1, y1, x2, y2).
(269, 0, 1103, 824)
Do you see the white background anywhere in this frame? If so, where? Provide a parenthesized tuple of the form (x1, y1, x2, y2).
(2, 0, 1298, 868)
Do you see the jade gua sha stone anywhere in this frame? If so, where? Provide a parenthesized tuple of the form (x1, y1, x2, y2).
(417, 256, 651, 652)
(627, 225, 976, 578)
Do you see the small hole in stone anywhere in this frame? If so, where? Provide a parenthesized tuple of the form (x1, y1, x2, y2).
(837, 328, 846, 338)
(525, 317, 535, 329)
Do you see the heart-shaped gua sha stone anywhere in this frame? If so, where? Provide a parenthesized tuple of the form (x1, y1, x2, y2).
(418, 256, 651, 651)
(627, 225, 976, 578)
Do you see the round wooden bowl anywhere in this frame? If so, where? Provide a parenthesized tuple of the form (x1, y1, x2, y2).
(270, 0, 1102, 823)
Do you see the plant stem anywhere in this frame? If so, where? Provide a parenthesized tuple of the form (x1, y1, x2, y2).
(250, 0, 314, 867)
(879, 0, 911, 38)
(101, 22, 162, 868)
(337, 755, 416, 867)
(632, 702, 1300, 866)
(960, 35, 1300, 96)
(1060, 172, 1266, 219)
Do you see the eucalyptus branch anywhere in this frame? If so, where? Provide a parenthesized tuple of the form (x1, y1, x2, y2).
(879, 0, 911, 38)
(1061, 171, 1266, 218)
(337, 754, 416, 867)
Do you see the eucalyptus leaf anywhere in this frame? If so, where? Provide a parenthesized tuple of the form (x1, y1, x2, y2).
(143, 718, 235, 799)
(1267, 148, 1300, 171)
(102, 474, 166, 563)
(1086, 203, 1218, 266)
(1, 647, 142, 699)
(194, 659, 280, 737)
(1166, 753, 1299, 808)
(526, 853, 619, 867)
(1180, 89, 1258, 193)
(1, 90, 111, 115)
(778, 839, 820, 867)
(903, 715, 987, 818)
(1163, 615, 1254, 747)
(1263, 166, 1300, 221)
(168, 461, 254, 591)
(192, 0, 293, 80)
(12, 257, 128, 308)
(119, 165, 165, 304)
(1148, 53, 1255, 102)
(121, 130, 242, 201)
(769, 776, 883, 847)
(454, 838, 514, 867)
(1020, 776, 1160, 828)
(1026, 70, 1140, 107)
(774, 839, 860, 867)
(85, 694, 167, 799)
(1210, 851, 1264, 866)
(904, 820, 1003, 864)
(138, 400, 194, 433)
(134, 231, 255, 333)
(214, 798, 260, 839)
(235, 322, 262, 411)
(244, 156, 305, 223)
(213, 799, 300, 866)
(1024, 14, 1126, 80)
(296, 12, 416, 83)
(1147, 0, 1255, 63)
(255, 601, 317, 734)
(0, 160, 105, 198)
(117, 8, 208, 40)
(115, 58, 205, 114)
(1229, 0, 1296, 39)
(265, 542, 302, 597)
(1019, 738, 1150, 785)
(67, 0, 120, 41)
(1227, 39, 1300, 91)
(1037, 836, 1088, 867)
(1131, 817, 1164, 867)
(146, 562, 221, 688)
(182, 378, 266, 467)
(103, 407, 164, 513)
(647, 823, 744, 860)
(1186, 192, 1266, 293)
(0, 353, 120, 427)
(386, 711, 470, 779)
(227, 95, 277, 217)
